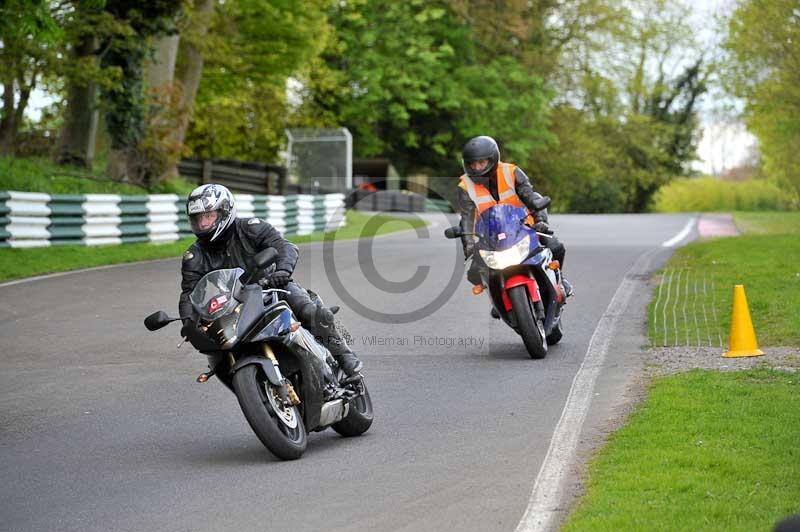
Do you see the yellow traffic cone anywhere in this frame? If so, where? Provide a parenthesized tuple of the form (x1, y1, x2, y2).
(723, 284, 764, 358)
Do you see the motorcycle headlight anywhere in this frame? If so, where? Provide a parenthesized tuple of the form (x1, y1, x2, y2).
(479, 235, 530, 270)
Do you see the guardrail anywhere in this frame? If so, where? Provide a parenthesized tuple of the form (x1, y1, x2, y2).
(0, 191, 346, 248)
(178, 158, 288, 195)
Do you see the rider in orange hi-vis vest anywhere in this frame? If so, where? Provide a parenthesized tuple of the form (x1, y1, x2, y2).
(457, 136, 572, 297)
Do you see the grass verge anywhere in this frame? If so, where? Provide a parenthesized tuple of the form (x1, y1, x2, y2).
(562, 369, 800, 532)
(648, 212, 800, 347)
(0, 210, 426, 283)
(566, 211, 800, 531)
(0, 156, 196, 195)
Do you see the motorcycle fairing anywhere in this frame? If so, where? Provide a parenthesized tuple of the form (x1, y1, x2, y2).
(245, 303, 293, 343)
(474, 204, 540, 252)
(501, 275, 541, 311)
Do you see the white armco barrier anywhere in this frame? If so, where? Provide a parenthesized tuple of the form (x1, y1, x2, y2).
(0, 191, 347, 248)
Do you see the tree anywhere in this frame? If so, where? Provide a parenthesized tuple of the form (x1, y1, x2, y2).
(0, 0, 63, 155)
(300, 0, 553, 176)
(100, 0, 184, 185)
(163, 0, 215, 179)
(55, 3, 125, 168)
(525, 0, 707, 212)
(723, 0, 800, 193)
(184, 0, 331, 163)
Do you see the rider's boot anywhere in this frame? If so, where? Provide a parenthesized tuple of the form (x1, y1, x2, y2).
(302, 303, 363, 378)
(490, 308, 500, 319)
(328, 341, 363, 378)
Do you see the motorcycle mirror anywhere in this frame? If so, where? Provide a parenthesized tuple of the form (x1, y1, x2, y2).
(144, 310, 177, 331)
(444, 226, 462, 239)
(532, 196, 551, 211)
(254, 248, 278, 269)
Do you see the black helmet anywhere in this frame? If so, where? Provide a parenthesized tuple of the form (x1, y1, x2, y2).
(186, 184, 237, 242)
(462, 136, 499, 180)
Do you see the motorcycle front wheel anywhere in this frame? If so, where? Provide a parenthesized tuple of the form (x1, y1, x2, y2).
(509, 285, 548, 359)
(233, 365, 307, 460)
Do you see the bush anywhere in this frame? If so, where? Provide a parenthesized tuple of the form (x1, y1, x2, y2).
(566, 178, 625, 213)
(651, 176, 796, 212)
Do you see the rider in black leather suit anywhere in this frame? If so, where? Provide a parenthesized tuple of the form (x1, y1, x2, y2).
(179, 184, 363, 377)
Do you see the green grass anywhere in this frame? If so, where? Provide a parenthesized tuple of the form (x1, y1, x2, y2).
(0, 156, 196, 195)
(651, 177, 796, 212)
(648, 212, 800, 347)
(734, 211, 800, 235)
(568, 212, 800, 531)
(0, 210, 426, 282)
(563, 369, 800, 532)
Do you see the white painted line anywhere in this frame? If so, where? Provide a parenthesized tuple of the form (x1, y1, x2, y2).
(514, 248, 657, 532)
(661, 217, 696, 247)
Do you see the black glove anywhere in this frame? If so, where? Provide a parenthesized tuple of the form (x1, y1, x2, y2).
(268, 269, 292, 288)
(533, 222, 553, 235)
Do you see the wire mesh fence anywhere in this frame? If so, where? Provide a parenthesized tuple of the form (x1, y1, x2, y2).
(285, 128, 352, 193)
(650, 266, 730, 348)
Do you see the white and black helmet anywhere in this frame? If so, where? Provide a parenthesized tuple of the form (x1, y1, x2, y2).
(186, 184, 237, 242)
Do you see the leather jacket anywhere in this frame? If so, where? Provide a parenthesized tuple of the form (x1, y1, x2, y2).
(179, 217, 299, 318)
(458, 165, 549, 254)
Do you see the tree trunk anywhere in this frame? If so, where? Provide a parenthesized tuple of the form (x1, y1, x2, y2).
(145, 34, 180, 89)
(0, 80, 18, 155)
(55, 37, 100, 169)
(107, 146, 143, 185)
(164, 0, 215, 179)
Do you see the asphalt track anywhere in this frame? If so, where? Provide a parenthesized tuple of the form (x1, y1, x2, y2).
(0, 212, 695, 532)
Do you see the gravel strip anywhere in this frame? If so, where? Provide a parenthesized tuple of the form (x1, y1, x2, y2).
(645, 345, 800, 376)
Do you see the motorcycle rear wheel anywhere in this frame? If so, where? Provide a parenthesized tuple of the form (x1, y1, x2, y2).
(332, 381, 374, 437)
(509, 285, 548, 359)
(233, 365, 307, 460)
(547, 318, 564, 345)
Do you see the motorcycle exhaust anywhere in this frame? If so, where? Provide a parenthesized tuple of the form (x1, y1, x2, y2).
(318, 399, 349, 427)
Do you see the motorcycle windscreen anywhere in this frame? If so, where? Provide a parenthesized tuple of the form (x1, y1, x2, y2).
(474, 204, 536, 251)
(189, 268, 245, 320)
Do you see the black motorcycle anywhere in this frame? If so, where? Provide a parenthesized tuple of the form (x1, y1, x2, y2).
(144, 248, 373, 460)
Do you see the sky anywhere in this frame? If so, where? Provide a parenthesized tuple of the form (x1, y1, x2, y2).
(688, 0, 758, 174)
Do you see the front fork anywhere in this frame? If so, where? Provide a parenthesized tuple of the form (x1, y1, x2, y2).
(222, 347, 301, 407)
(260, 344, 301, 406)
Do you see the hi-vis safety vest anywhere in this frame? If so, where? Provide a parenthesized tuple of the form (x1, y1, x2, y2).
(459, 162, 528, 215)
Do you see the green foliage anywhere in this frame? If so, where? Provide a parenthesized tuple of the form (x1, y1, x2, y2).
(97, 0, 185, 184)
(564, 369, 800, 531)
(4, 0, 710, 211)
(102, 41, 147, 150)
(186, 0, 331, 162)
(723, 0, 800, 195)
(651, 177, 796, 213)
(300, 0, 553, 176)
(526, 0, 708, 213)
(529, 106, 682, 213)
(0, 0, 65, 151)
